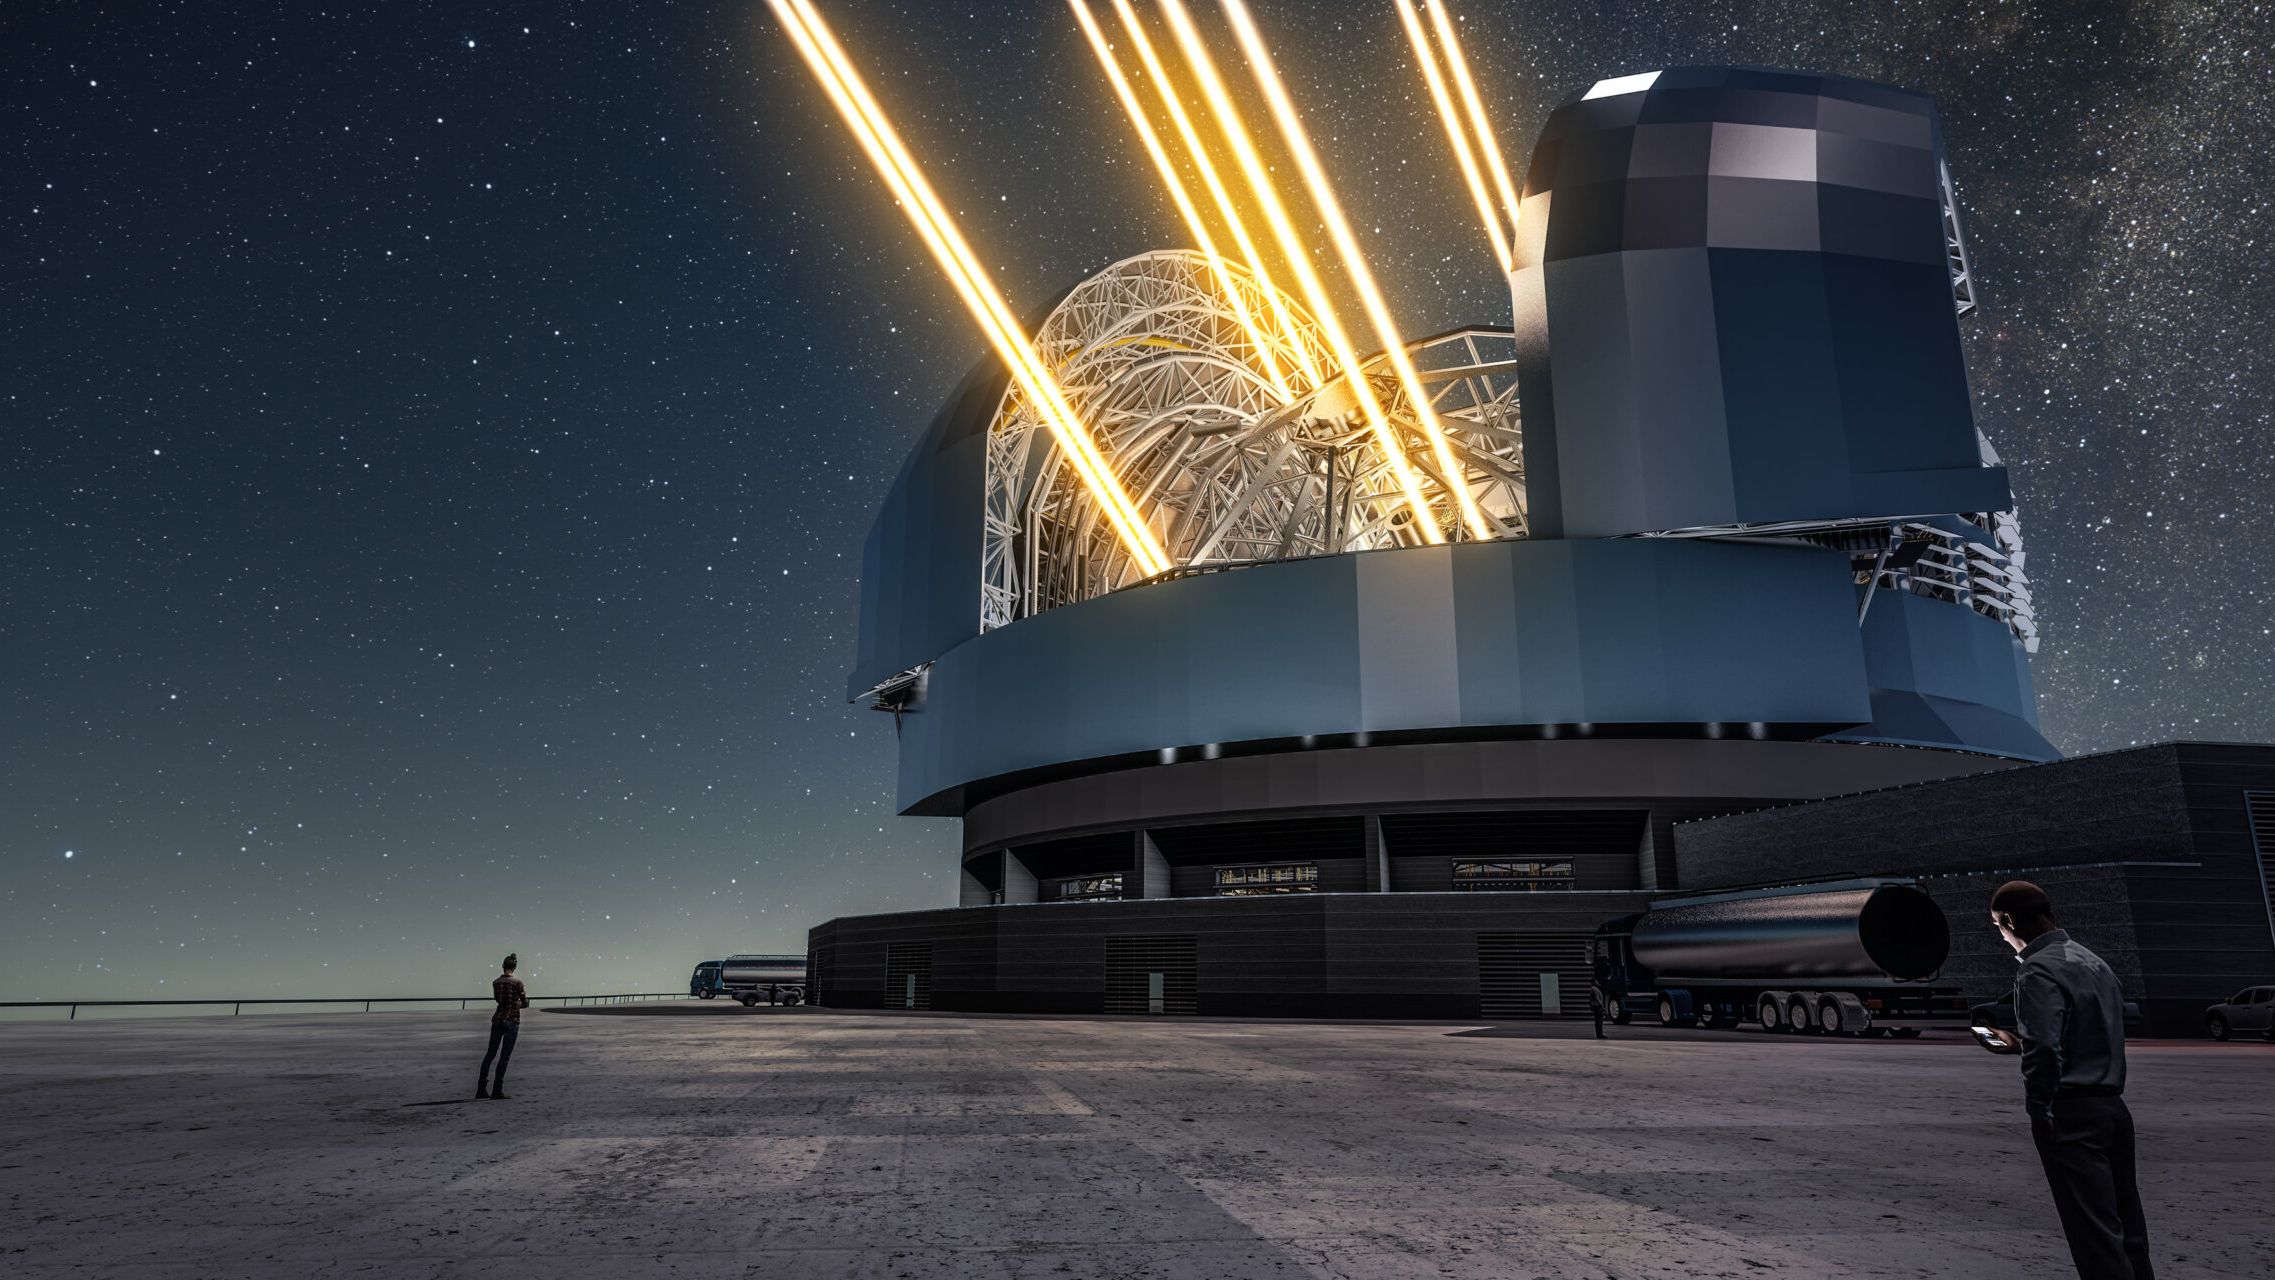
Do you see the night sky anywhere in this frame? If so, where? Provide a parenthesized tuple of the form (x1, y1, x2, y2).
(5, 2, 2269, 1002)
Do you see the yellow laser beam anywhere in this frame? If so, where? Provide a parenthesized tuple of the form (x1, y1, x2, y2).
(1425, 0, 1524, 253)
(1069, 0, 1293, 401)
(777, 3, 1163, 573)
(771, 0, 1169, 575)
(1394, 0, 1510, 271)
(1111, 0, 1325, 393)
(1219, 0, 1493, 541)
(1156, 0, 1442, 543)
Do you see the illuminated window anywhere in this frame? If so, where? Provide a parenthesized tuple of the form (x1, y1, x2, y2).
(1052, 873, 1124, 901)
(1582, 70, 1660, 100)
(1451, 860, 1574, 892)
(1214, 862, 1318, 896)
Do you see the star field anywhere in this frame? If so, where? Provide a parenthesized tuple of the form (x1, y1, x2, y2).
(4, 1, 2270, 1000)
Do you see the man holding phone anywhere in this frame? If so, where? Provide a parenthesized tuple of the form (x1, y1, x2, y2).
(1990, 880, 2154, 1280)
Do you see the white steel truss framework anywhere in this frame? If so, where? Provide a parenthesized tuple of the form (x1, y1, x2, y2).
(980, 250, 1526, 630)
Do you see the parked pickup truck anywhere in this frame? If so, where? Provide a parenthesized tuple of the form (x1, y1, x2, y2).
(2203, 985, 2275, 1041)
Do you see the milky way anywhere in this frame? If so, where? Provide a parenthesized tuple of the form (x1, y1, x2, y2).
(4, 2, 2268, 999)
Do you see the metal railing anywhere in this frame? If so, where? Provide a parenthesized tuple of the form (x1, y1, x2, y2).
(0, 993, 684, 1020)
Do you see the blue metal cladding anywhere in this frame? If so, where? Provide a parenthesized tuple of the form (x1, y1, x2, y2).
(1512, 67, 2010, 538)
(892, 538, 1882, 814)
(846, 355, 1003, 699)
(1833, 590, 2052, 760)
(848, 67, 2057, 813)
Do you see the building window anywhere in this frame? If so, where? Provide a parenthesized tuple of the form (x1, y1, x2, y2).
(1052, 873, 1124, 901)
(1451, 860, 1574, 891)
(1214, 862, 1319, 896)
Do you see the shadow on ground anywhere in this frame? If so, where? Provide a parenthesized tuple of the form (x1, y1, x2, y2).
(543, 1001, 814, 1016)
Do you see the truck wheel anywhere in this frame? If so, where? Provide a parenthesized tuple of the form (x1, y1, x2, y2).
(738, 993, 758, 1008)
(2207, 1015, 2230, 1042)
(1756, 994, 1784, 1031)
(784, 990, 804, 1006)
(1786, 994, 1816, 1034)
(1817, 996, 1846, 1035)
(1656, 995, 1683, 1028)
(1891, 1026, 1923, 1039)
(698, 991, 715, 1000)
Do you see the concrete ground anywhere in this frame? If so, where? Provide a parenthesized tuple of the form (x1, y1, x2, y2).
(2, 1005, 2269, 1278)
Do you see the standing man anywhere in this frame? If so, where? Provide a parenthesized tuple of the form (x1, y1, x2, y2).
(1590, 946, 1626, 1040)
(1991, 881, 2154, 1280)
(476, 952, 529, 1100)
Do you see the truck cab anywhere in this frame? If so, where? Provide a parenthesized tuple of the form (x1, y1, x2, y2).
(689, 960, 725, 1000)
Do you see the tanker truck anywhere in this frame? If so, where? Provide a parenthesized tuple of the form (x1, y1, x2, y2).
(1593, 878, 1968, 1036)
(717, 953, 807, 1007)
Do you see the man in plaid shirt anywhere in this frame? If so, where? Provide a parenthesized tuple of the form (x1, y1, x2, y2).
(476, 953, 529, 1100)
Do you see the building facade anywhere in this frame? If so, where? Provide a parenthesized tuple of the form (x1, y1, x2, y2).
(808, 69, 2272, 1032)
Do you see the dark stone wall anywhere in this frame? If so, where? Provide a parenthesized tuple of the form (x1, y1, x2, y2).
(808, 891, 1651, 1019)
(816, 742, 2275, 1033)
(1917, 866, 2141, 1014)
(1672, 746, 2194, 890)
(1672, 743, 2275, 1034)
(2141, 743, 2275, 1029)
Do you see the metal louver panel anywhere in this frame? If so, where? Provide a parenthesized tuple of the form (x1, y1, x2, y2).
(1478, 932, 1593, 1020)
(1104, 935, 1197, 1015)
(884, 942, 933, 1011)
(2246, 791, 2275, 951)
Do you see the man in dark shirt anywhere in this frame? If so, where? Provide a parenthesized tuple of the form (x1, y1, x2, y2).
(476, 952, 529, 1100)
(1590, 949, 1627, 1040)
(1991, 880, 2154, 1280)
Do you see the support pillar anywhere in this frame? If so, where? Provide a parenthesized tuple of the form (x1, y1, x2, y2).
(1140, 832, 1171, 899)
(960, 863, 993, 907)
(1002, 849, 1038, 904)
(1637, 814, 1678, 892)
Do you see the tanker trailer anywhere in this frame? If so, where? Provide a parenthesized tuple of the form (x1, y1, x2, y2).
(718, 953, 808, 1006)
(1593, 879, 1967, 1036)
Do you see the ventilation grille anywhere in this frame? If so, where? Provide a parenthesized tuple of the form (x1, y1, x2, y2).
(884, 942, 933, 1011)
(2247, 791, 2275, 951)
(1477, 932, 1593, 1020)
(1104, 935, 1198, 1015)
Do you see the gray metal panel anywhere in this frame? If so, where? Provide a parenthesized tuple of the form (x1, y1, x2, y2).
(1357, 548, 1460, 732)
(847, 355, 1002, 697)
(1622, 251, 1734, 522)
(1705, 176, 1821, 250)
(1539, 254, 1643, 533)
